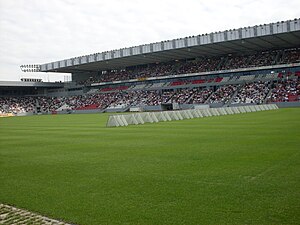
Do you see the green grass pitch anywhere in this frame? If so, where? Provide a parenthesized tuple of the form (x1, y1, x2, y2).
(0, 108, 299, 225)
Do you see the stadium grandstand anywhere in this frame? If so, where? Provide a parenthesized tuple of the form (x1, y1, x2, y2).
(1, 18, 300, 116)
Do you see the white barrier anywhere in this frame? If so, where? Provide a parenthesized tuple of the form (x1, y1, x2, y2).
(106, 104, 278, 127)
(244, 106, 251, 112)
(164, 111, 172, 121)
(254, 105, 261, 111)
(197, 110, 204, 118)
(169, 111, 179, 120)
(261, 105, 268, 110)
(231, 107, 240, 114)
(218, 108, 227, 115)
(186, 110, 194, 119)
(150, 113, 159, 123)
(142, 112, 154, 123)
(176, 111, 184, 120)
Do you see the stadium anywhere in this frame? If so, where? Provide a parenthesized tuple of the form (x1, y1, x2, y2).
(0, 18, 300, 224)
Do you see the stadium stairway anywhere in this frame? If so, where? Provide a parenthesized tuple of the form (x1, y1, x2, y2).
(263, 81, 275, 104)
(204, 89, 217, 104)
(225, 84, 243, 106)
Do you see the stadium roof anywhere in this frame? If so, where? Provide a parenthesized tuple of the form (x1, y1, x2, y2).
(0, 81, 64, 88)
(37, 18, 300, 73)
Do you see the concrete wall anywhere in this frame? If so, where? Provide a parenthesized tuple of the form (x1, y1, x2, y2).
(275, 102, 300, 108)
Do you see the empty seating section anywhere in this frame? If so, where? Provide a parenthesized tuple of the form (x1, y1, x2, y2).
(219, 77, 230, 83)
(265, 73, 278, 80)
(238, 75, 255, 81)
(150, 82, 166, 88)
(131, 84, 147, 90)
(256, 74, 265, 80)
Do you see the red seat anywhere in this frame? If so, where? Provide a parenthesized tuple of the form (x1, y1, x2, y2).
(170, 81, 185, 86)
(288, 94, 298, 102)
(118, 86, 129, 90)
(101, 87, 114, 92)
(215, 77, 223, 82)
(76, 104, 99, 110)
(192, 79, 205, 84)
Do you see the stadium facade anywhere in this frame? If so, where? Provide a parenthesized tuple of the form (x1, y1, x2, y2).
(1, 18, 300, 116)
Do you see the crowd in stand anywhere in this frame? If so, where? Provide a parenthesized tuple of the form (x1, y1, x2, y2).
(267, 77, 300, 102)
(208, 85, 239, 104)
(0, 88, 201, 113)
(189, 88, 214, 104)
(1, 74, 300, 114)
(280, 49, 300, 64)
(232, 81, 270, 104)
(0, 97, 36, 114)
(78, 48, 300, 85)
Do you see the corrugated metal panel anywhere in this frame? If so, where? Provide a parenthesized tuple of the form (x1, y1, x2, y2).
(200, 34, 211, 44)
(213, 32, 225, 42)
(96, 53, 104, 61)
(81, 56, 87, 64)
(48, 63, 53, 69)
(66, 59, 73, 66)
(104, 52, 112, 60)
(40, 64, 47, 71)
(88, 55, 96, 63)
(153, 43, 162, 52)
(241, 27, 255, 38)
(256, 24, 271, 36)
(142, 44, 151, 53)
(122, 48, 131, 57)
(74, 58, 80, 65)
(175, 39, 185, 48)
(59, 60, 66, 67)
(53, 62, 59, 69)
(113, 50, 121, 58)
(187, 36, 198, 47)
(163, 41, 173, 50)
(132, 46, 140, 55)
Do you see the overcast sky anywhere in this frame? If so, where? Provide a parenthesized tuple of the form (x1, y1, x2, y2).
(0, 0, 299, 82)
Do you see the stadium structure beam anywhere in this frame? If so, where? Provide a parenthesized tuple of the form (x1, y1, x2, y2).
(273, 35, 295, 46)
(244, 37, 274, 49)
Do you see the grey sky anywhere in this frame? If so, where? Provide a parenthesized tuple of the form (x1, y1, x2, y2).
(0, 0, 299, 82)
